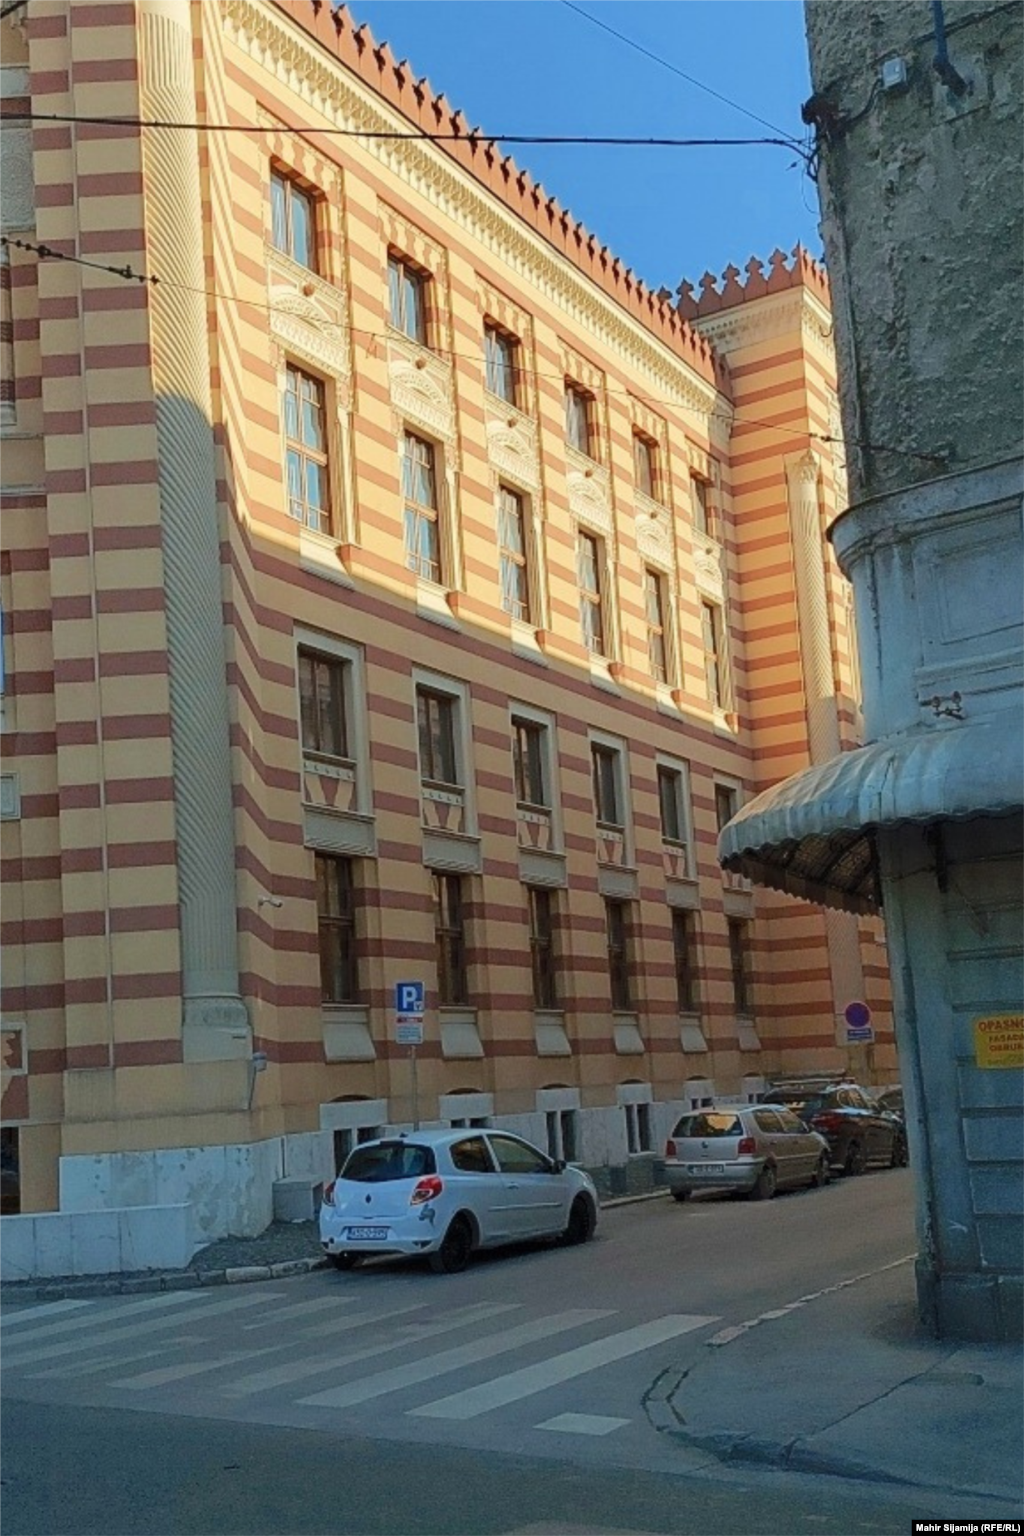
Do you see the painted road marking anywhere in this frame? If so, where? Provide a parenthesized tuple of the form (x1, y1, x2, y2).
(112, 1346, 285, 1390)
(299, 1310, 612, 1410)
(535, 1413, 631, 1436)
(411, 1313, 718, 1420)
(4, 1289, 277, 1367)
(222, 1302, 520, 1399)
(241, 1295, 357, 1329)
(0, 1299, 94, 1328)
(0, 1290, 203, 1349)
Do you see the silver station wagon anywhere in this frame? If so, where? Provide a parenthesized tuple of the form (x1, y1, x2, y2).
(664, 1104, 832, 1202)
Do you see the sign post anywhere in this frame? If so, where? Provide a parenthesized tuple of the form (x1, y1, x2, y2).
(844, 1000, 874, 1045)
(394, 981, 425, 1130)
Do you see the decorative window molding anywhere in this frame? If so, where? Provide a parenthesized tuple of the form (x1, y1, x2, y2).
(295, 627, 374, 852)
(590, 730, 633, 869)
(656, 755, 694, 878)
(414, 669, 478, 854)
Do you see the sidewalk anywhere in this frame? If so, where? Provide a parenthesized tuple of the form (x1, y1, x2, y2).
(645, 1255, 1024, 1509)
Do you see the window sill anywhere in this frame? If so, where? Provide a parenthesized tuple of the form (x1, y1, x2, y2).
(415, 578, 462, 630)
(299, 527, 354, 588)
(612, 1016, 645, 1056)
(322, 1007, 375, 1063)
(510, 617, 547, 665)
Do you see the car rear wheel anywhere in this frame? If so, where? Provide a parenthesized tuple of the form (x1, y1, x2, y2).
(563, 1194, 597, 1245)
(750, 1163, 777, 1201)
(670, 1189, 691, 1204)
(328, 1253, 360, 1271)
(844, 1140, 867, 1176)
(812, 1153, 831, 1188)
(429, 1215, 474, 1274)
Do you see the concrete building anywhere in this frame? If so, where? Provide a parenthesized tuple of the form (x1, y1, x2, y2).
(721, 1, 1023, 1340)
(0, 0, 891, 1276)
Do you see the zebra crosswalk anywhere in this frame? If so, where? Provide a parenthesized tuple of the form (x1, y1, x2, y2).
(1, 1279, 719, 1444)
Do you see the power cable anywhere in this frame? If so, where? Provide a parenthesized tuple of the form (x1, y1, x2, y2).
(1, 234, 947, 466)
(559, 0, 803, 146)
(0, 110, 805, 156)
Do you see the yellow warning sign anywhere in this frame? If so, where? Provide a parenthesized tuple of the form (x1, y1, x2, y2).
(973, 1013, 1024, 1069)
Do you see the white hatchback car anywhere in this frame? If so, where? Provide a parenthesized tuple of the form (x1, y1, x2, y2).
(319, 1128, 599, 1274)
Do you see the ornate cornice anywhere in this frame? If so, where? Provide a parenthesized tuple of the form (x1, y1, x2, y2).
(223, 0, 724, 422)
(693, 287, 835, 365)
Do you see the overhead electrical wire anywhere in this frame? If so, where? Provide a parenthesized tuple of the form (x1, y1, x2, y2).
(1, 234, 947, 467)
(0, 110, 805, 157)
(558, 0, 803, 146)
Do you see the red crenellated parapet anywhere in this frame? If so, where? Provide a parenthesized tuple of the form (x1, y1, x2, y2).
(676, 245, 831, 319)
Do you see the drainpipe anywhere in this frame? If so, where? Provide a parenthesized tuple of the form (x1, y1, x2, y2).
(931, 1, 968, 95)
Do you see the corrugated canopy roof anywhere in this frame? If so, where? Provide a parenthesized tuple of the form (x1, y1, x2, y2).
(718, 719, 1024, 915)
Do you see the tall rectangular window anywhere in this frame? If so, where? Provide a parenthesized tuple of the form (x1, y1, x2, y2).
(283, 365, 330, 533)
(316, 854, 357, 1003)
(644, 567, 669, 683)
(657, 765, 685, 844)
(701, 600, 727, 708)
(485, 322, 519, 405)
(434, 872, 468, 1005)
(270, 169, 316, 270)
(672, 909, 699, 1013)
(605, 898, 632, 1010)
(728, 917, 752, 1016)
(298, 649, 348, 759)
(527, 886, 557, 1009)
(417, 687, 458, 785)
(512, 716, 547, 806)
(565, 382, 593, 456)
(577, 530, 606, 655)
(497, 485, 531, 622)
(388, 253, 427, 344)
(634, 432, 656, 499)
(402, 431, 442, 583)
(714, 782, 739, 831)
(691, 472, 718, 538)
(592, 744, 622, 828)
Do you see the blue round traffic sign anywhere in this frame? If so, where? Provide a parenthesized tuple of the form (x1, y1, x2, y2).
(844, 1000, 871, 1029)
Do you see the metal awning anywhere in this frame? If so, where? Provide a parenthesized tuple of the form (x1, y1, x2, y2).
(718, 719, 1024, 916)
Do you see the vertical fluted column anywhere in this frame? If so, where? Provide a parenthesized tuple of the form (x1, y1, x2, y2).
(786, 451, 867, 1031)
(137, 0, 249, 1058)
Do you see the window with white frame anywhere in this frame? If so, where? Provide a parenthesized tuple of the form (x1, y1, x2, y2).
(605, 898, 634, 1010)
(728, 916, 753, 1016)
(270, 167, 317, 271)
(298, 647, 350, 762)
(644, 566, 671, 683)
(417, 685, 460, 787)
(564, 381, 594, 458)
(577, 529, 608, 655)
(624, 1101, 653, 1154)
(511, 713, 548, 808)
(283, 364, 331, 533)
(657, 761, 692, 852)
(633, 431, 657, 500)
(691, 469, 718, 539)
(402, 430, 443, 583)
(701, 599, 730, 709)
(484, 321, 520, 406)
(388, 251, 428, 345)
(497, 485, 532, 623)
(591, 741, 624, 830)
(434, 871, 469, 1005)
(545, 1108, 578, 1163)
(714, 780, 740, 832)
(333, 1121, 380, 1175)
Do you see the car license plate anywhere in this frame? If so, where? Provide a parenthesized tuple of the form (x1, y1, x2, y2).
(346, 1226, 388, 1240)
(687, 1163, 725, 1175)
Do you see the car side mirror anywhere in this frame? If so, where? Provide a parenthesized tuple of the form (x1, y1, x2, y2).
(551, 1159, 566, 1174)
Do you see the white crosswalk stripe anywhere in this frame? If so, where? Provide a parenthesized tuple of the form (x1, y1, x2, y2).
(298, 1309, 612, 1410)
(0, 1299, 93, 1328)
(2, 1285, 722, 1445)
(221, 1301, 521, 1399)
(6, 1289, 278, 1368)
(410, 1313, 718, 1420)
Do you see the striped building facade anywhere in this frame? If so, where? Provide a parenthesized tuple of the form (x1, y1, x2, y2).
(0, 0, 892, 1252)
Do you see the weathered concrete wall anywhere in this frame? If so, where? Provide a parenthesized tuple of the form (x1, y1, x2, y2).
(805, 0, 1023, 500)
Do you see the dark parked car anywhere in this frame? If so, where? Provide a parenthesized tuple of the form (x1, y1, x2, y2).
(760, 1082, 907, 1176)
(875, 1085, 905, 1118)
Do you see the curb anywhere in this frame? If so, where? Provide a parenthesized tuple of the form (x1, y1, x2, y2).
(1, 1255, 329, 1302)
(0, 1189, 668, 1302)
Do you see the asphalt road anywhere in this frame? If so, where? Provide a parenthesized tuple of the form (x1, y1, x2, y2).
(3, 1168, 937, 1536)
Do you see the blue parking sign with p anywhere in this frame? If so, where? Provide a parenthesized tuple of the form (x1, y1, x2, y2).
(395, 981, 425, 1017)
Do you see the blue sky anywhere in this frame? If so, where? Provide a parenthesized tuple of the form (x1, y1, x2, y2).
(345, 1, 821, 296)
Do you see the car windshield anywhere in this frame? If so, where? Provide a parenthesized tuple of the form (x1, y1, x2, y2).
(341, 1142, 436, 1182)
